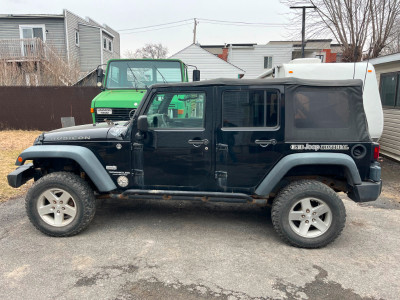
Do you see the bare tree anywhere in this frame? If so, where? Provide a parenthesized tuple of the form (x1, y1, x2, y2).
(369, 0, 400, 57)
(124, 43, 168, 59)
(282, 0, 400, 61)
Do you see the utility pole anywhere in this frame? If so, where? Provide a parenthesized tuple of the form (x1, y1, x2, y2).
(193, 18, 198, 44)
(290, 5, 316, 58)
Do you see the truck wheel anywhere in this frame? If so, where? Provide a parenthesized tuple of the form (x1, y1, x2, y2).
(271, 180, 346, 248)
(25, 172, 96, 237)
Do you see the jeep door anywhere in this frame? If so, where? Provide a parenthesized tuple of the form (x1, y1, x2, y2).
(136, 87, 213, 189)
(215, 86, 284, 192)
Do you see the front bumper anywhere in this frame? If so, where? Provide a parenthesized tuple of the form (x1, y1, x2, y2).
(348, 180, 382, 202)
(7, 163, 34, 188)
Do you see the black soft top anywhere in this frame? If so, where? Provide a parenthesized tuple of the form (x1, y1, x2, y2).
(152, 78, 363, 89)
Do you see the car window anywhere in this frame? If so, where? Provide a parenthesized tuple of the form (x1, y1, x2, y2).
(146, 92, 205, 129)
(222, 90, 279, 128)
(294, 89, 349, 128)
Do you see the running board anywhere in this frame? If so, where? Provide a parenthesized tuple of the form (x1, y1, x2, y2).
(105, 189, 266, 204)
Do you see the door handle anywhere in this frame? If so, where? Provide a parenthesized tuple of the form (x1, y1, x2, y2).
(188, 139, 209, 147)
(255, 139, 277, 147)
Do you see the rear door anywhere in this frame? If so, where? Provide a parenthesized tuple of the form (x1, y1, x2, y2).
(215, 86, 284, 192)
(139, 87, 214, 189)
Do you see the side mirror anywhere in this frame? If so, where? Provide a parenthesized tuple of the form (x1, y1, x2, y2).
(137, 115, 148, 132)
(192, 69, 200, 81)
(96, 67, 104, 87)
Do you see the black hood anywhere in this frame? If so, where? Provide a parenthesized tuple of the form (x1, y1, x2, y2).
(37, 122, 129, 144)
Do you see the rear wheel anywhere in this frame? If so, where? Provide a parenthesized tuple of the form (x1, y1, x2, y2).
(25, 172, 96, 237)
(271, 180, 346, 248)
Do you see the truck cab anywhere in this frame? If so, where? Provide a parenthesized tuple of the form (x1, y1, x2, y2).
(91, 59, 188, 123)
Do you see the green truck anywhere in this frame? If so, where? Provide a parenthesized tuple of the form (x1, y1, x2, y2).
(92, 58, 198, 122)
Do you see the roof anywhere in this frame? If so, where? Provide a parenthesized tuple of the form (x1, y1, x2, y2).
(152, 78, 363, 88)
(170, 44, 245, 73)
(0, 14, 63, 18)
(368, 52, 400, 65)
(201, 43, 257, 48)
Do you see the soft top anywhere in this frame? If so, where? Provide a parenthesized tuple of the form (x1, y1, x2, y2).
(152, 77, 363, 88)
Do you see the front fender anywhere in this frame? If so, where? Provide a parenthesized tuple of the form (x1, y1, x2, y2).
(16, 145, 117, 192)
(255, 153, 362, 196)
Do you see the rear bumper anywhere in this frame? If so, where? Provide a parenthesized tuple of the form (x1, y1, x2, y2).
(348, 180, 382, 202)
(7, 163, 34, 188)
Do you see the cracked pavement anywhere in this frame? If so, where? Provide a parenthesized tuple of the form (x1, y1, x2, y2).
(1, 192, 399, 300)
(1, 159, 399, 299)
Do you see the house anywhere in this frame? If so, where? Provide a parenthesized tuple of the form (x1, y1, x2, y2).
(369, 52, 400, 161)
(201, 40, 342, 79)
(0, 10, 120, 85)
(170, 44, 245, 81)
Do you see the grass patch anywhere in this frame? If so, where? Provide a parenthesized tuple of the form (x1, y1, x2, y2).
(0, 130, 42, 202)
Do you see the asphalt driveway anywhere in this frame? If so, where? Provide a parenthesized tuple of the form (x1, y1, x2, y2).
(1, 158, 399, 300)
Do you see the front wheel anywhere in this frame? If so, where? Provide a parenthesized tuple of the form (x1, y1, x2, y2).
(271, 180, 346, 248)
(25, 172, 96, 237)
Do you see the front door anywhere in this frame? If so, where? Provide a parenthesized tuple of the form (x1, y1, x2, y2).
(138, 88, 213, 190)
(215, 86, 284, 192)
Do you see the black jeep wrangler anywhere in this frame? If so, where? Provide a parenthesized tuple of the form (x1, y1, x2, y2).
(8, 78, 382, 248)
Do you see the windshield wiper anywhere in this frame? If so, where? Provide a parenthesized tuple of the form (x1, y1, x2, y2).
(126, 62, 148, 91)
(153, 65, 168, 84)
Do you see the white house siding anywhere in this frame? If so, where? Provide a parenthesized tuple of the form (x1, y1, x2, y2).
(78, 24, 101, 72)
(371, 57, 400, 161)
(227, 45, 293, 79)
(170, 44, 244, 81)
(380, 108, 400, 160)
(0, 17, 67, 60)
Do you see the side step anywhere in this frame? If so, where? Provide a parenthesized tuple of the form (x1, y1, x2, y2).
(105, 189, 266, 204)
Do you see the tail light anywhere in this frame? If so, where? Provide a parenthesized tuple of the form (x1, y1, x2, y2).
(373, 144, 380, 161)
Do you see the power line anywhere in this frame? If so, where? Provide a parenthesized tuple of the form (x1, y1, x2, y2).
(200, 21, 286, 27)
(120, 22, 193, 34)
(118, 18, 288, 34)
(197, 18, 287, 26)
(118, 19, 192, 32)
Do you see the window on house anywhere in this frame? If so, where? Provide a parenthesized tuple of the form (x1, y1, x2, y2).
(264, 56, 273, 69)
(75, 31, 79, 46)
(222, 90, 279, 128)
(20, 25, 45, 41)
(380, 72, 399, 107)
(103, 36, 113, 52)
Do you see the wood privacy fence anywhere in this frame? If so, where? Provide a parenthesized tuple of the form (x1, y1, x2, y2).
(0, 87, 100, 131)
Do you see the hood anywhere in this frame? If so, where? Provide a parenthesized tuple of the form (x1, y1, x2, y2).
(92, 89, 146, 108)
(38, 122, 129, 144)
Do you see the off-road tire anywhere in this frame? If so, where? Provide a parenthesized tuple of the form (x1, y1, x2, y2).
(25, 172, 96, 237)
(271, 180, 346, 248)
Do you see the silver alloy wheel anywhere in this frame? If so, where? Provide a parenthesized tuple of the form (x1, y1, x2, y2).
(288, 197, 332, 238)
(36, 189, 77, 227)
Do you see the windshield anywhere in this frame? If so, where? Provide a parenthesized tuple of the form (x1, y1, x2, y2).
(105, 60, 183, 89)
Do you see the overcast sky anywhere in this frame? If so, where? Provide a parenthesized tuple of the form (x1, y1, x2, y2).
(2, 0, 296, 57)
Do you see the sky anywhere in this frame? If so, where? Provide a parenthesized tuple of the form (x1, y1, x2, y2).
(1, 0, 296, 57)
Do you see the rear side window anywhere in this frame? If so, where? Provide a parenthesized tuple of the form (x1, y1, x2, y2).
(222, 90, 279, 128)
(285, 85, 370, 142)
(294, 90, 350, 128)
